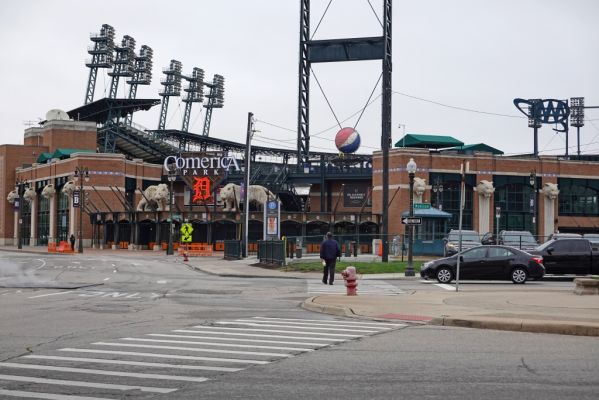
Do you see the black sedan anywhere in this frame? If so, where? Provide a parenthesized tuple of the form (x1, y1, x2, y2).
(420, 245, 545, 284)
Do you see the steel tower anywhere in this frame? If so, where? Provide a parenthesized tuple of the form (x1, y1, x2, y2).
(108, 35, 136, 99)
(125, 45, 154, 125)
(157, 60, 182, 131)
(84, 24, 115, 104)
(201, 74, 225, 136)
(181, 67, 205, 133)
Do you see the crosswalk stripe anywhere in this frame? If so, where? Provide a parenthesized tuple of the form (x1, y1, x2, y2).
(216, 321, 378, 333)
(435, 283, 454, 291)
(120, 337, 315, 352)
(0, 362, 209, 383)
(191, 325, 360, 337)
(149, 333, 330, 347)
(0, 389, 111, 400)
(92, 342, 292, 358)
(59, 348, 270, 365)
(176, 329, 345, 342)
(23, 355, 243, 372)
(251, 316, 405, 328)
(242, 318, 394, 330)
(0, 374, 176, 393)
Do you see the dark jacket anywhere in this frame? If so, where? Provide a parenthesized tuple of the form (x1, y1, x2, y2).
(320, 238, 341, 260)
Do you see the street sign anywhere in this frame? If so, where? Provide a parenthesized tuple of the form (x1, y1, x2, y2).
(180, 223, 193, 243)
(413, 203, 430, 209)
(401, 217, 422, 225)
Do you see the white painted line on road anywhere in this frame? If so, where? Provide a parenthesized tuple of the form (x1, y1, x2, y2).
(24, 354, 242, 372)
(92, 342, 292, 358)
(252, 316, 405, 328)
(0, 389, 111, 400)
(28, 291, 73, 299)
(174, 329, 345, 342)
(192, 325, 361, 338)
(150, 333, 330, 347)
(103, 277, 110, 281)
(217, 321, 378, 333)
(0, 362, 209, 383)
(121, 337, 314, 352)
(0, 374, 176, 393)
(59, 348, 269, 364)
(157, 280, 168, 284)
(34, 258, 47, 270)
(434, 283, 454, 291)
(112, 270, 117, 273)
(248, 317, 397, 330)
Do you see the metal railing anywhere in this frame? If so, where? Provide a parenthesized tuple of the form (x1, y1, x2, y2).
(257, 240, 285, 266)
(223, 240, 242, 259)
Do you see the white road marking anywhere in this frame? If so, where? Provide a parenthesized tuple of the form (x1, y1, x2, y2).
(0, 374, 175, 393)
(35, 258, 47, 270)
(0, 389, 110, 400)
(0, 362, 209, 383)
(435, 283, 454, 291)
(59, 348, 270, 364)
(150, 333, 330, 347)
(28, 291, 73, 299)
(216, 321, 377, 333)
(120, 337, 314, 352)
(174, 329, 345, 342)
(103, 277, 110, 281)
(92, 342, 291, 357)
(252, 316, 405, 328)
(24, 354, 242, 372)
(192, 325, 360, 338)
(157, 280, 168, 284)
(244, 318, 395, 330)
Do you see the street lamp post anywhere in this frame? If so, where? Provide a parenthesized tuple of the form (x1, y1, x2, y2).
(432, 177, 444, 210)
(15, 179, 28, 250)
(405, 158, 417, 277)
(166, 168, 177, 255)
(529, 170, 537, 239)
(74, 167, 89, 253)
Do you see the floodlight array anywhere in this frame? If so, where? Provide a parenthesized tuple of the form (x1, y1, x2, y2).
(570, 97, 585, 128)
(211, 74, 225, 108)
(127, 45, 153, 85)
(183, 67, 205, 103)
(527, 99, 542, 128)
(86, 24, 115, 68)
(108, 35, 136, 77)
(159, 59, 182, 96)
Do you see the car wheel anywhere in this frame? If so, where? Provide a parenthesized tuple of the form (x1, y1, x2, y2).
(511, 267, 527, 284)
(436, 267, 453, 284)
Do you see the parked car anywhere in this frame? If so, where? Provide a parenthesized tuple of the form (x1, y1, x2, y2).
(481, 232, 497, 245)
(583, 233, 599, 247)
(549, 233, 582, 240)
(498, 230, 538, 251)
(443, 229, 481, 256)
(529, 238, 599, 275)
(420, 245, 545, 284)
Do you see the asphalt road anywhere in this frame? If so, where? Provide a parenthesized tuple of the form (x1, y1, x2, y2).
(0, 252, 595, 400)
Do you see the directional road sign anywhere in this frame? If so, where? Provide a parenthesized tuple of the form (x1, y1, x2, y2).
(401, 217, 422, 225)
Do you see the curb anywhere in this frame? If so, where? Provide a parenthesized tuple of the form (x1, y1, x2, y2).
(430, 316, 599, 337)
(301, 296, 356, 317)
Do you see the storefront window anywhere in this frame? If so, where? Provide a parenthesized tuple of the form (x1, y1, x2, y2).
(494, 175, 535, 232)
(558, 178, 599, 216)
(429, 173, 474, 231)
(57, 191, 69, 242)
(38, 195, 49, 245)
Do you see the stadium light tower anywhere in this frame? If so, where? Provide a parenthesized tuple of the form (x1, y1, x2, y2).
(157, 60, 182, 130)
(201, 74, 225, 136)
(125, 45, 153, 125)
(570, 97, 585, 156)
(84, 24, 115, 104)
(108, 35, 136, 98)
(181, 67, 205, 133)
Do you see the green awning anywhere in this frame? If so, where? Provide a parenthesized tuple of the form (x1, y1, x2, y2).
(394, 134, 464, 149)
(36, 152, 53, 164)
(51, 148, 95, 160)
(446, 143, 504, 155)
(401, 208, 452, 219)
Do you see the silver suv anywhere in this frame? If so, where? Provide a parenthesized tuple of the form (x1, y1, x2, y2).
(443, 229, 481, 256)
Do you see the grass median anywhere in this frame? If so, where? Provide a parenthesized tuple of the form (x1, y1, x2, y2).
(279, 260, 423, 274)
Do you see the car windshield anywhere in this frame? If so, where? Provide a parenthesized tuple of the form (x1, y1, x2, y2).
(501, 233, 536, 244)
(448, 232, 480, 242)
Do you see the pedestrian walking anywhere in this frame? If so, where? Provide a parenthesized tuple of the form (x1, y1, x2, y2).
(320, 231, 341, 285)
(69, 234, 76, 251)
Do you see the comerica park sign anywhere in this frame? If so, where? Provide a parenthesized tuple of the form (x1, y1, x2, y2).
(163, 152, 241, 176)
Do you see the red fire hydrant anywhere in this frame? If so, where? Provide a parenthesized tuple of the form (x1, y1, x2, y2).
(341, 266, 358, 296)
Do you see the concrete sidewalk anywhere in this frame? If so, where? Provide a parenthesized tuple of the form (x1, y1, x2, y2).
(2, 245, 598, 336)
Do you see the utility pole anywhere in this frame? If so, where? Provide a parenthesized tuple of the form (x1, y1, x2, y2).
(242, 112, 254, 258)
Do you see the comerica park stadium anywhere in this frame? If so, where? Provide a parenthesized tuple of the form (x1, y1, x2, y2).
(1, 14, 599, 259)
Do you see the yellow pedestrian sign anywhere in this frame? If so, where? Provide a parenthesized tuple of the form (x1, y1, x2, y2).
(180, 223, 193, 243)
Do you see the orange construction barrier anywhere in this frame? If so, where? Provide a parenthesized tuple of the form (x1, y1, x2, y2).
(57, 241, 74, 254)
(48, 242, 57, 253)
(178, 243, 213, 257)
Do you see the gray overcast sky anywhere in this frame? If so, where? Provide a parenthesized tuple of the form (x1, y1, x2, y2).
(1, 0, 598, 156)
